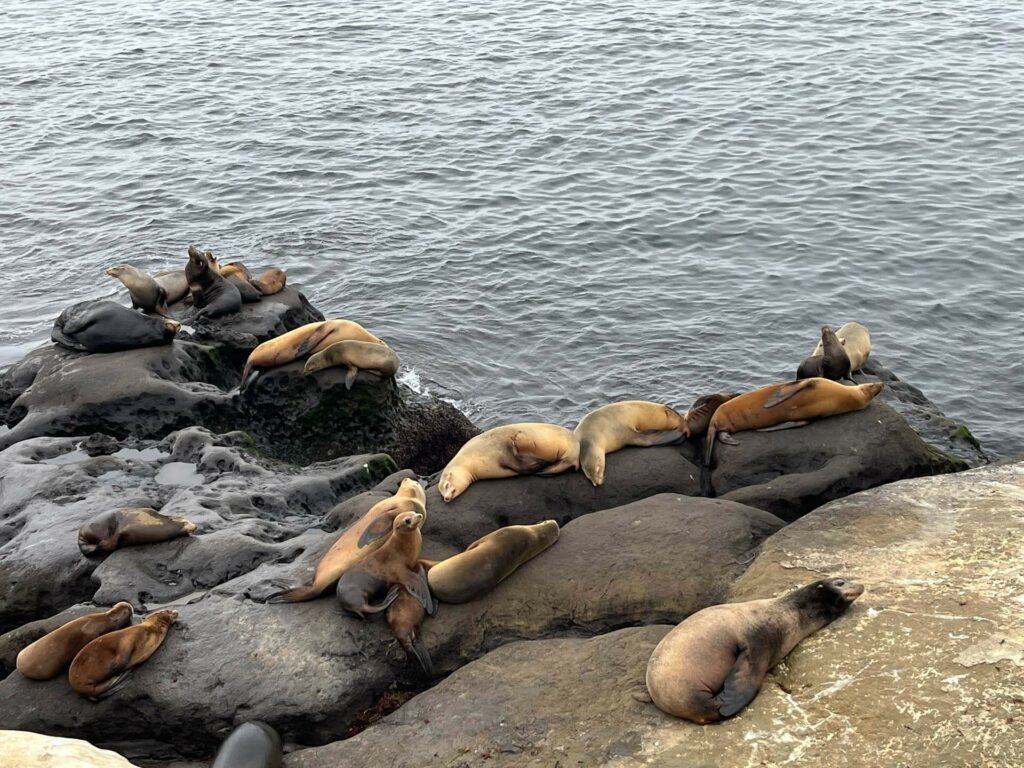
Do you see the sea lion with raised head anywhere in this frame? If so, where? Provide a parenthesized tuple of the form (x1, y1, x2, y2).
(645, 577, 864, 723)
(700, 378, 884, 496)
(105, 265, 170, 317)
(185, 245, 242, 320)
(16, 602, 133, 680)
(211, 721, 282, 768)
(427, 520, 560, 604)
(438, 423, 580, 502)
(52, 300, 180, 353)
(68, 609, 178, 700)
(241, 319, 386, 384)
(303, 339, 401, 388)
(683, 392, 740, 438)
(78, 508, 197, 557)
(268, 478, 426, 603)
(796, 325, 851, 381)
(813, 321, 871, 372)
(386, 589, 434, 676)
(335, 511, 435, 618)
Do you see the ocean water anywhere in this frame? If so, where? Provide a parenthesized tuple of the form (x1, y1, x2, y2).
(1, 0, 1022, 456)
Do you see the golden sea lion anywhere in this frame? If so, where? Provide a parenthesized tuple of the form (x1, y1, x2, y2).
(68, 609, 178, 700)
(438, 423, 580, 502)
(241, 319, 386, 384)
(268, 478, 426, 603)
(303, 340, 401, 388)
(645, 578, 863, 723)
(16, 603, 133, 680)
(78, 508, 197, 557)
(427, 520, 560, 604)
(105, 265, 170, 317)
(252, 268, 287, 295)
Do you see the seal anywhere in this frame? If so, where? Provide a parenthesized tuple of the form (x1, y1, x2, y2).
(438, 423, 580, 502)
(211, 721, 282, 768)
(427, 520, 560, 603)
(241, 319, 386, 384)
(185, 245, 242, 320)
(645, 577, 864, 723)
(700, 378, 884, 496)
(268, 478, 426, 603)
(105, 265, 170, 317)
(16, 602, 133, 680)
(813, 321, 871, 371)
(252, 267, 287, 295)
(68, 609, 178, 700)
(303, 339, 401, 388)
(154, 270, 190, 305)
(207, 255, 263, 303)
(52, 300, 180, 353)
(335, 511, 435, 618)
(386, 589, 434, 676)
(683, 392, 740, 438)
(574, 401, 688, 487)
(78, 508, 197, 557)
(796, 325, 851, 381)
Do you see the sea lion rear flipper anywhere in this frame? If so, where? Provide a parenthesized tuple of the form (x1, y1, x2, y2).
(363, 585, 402, 614)
(410, 636, 435, 677)
(404, 566, 436, 616)
(713, 646, 771, 718)
(762, 380, 813, 409)
(92, 669, 135, 701)
(755, 420, 809, 433)
(344, 365, 358, 390)
(357, 512, 397, 548)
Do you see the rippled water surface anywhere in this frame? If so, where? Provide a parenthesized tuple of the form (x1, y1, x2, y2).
(2, 1, 1022, 456)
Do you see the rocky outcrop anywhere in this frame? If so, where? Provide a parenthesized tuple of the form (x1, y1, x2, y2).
(0, 730, 139, 768)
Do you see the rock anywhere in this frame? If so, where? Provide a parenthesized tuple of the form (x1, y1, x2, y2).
(0, 730, 139, 767)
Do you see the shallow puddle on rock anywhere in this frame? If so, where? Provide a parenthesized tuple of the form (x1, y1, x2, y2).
(155, 462, 205, 486)
(112, 447, 168, 461)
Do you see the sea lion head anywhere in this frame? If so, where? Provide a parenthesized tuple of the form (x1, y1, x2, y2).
(394, 511, 424, 532)
(147, 609, 179, 629)
(397, 477, 427, 506)
(162, 318, 182, 338)
(788, 577, 864, 625)
(438, 466, 471, 502)
(105, 264, 133, 279)
(532, 519, 560, 545)
(859, 382, 884, 400)
(187, 245, 209, 272)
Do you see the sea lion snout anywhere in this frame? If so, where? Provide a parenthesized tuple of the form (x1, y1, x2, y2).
(823, 577, 864, 602)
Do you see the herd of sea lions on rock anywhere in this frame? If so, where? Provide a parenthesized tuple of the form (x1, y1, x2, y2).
(13, 257, 890, 762)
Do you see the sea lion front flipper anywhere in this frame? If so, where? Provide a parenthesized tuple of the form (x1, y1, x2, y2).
(357, 511, 398, 548)
(714, 646, 772, 718)
(344, 365, 358, 390)
(762, 380, 813, 409)
(363, 585, 402, 614)
(755, 420, 809, 433)
(293, 324, 335, 358)
(92, 669, 135, 701)
(403, 566, 436, 615)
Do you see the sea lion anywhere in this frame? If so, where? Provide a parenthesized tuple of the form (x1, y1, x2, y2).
(303, 339, 401, 388)
(105, 265, 170, 317)
(78, 507, 197, 557)
(335, 511, 434, 618)
(185, 245, 242, 320)
(797, 325, 851, 381)
(252, 268, 287, 295)
(645, 577, 864, 723)
(683, 392, 740, 438)
(154, 270, 190, 305)
(438, 423, 580, 502)
(268, 478, 426, 603)
(16, 602, 133, 680)
(207, 255, 263, 303)
(52, 300, 180, 353)
(68, 609, 178, 700)
(211, 721, 282, 768)
(241, 319, 386, 384)
(574, 401, 689, 487)
(427, 520, 560, 603)
(386, 589, 434, 676)
(813, 321, 872, 371)
(700, 378, 884, 496)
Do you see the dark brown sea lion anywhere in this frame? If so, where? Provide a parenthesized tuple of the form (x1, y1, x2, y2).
(386, 589, 433, 676)
(15, 602, 133, 680)
(211, 721, 282, 768)
(799, 325, 851, 381)
(683, 392, 740, 437)
(78, 508, 197, 556)
(105, 265, 170, 317)
(241, 319, 386, 384)
(51, 300, 180, 353)
(185, 245, 242, 320)
(645, 578, 864, 723)
(303, 339, 401, 388)
(813, 321, 872, 371)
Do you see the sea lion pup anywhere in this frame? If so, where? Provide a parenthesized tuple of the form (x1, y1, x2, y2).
(68, 609, 178, 700)
(252, 267, 287, 295)
(211, 721, 282, 768)
(268, 478, 426, 603)
(303, 339, 401, 388)
(241, 319, 386, 384)
(574, 401, 689, 487)
(16, 602, 133, 680)
(683, 392, 740, 438)
(700, 378, 884, 496)
(438, 423, 580, 502)
(813, 321, 872, 372)
(154, 270, 190, 305)
(105, 264, 171, 317)
(645, 577, 864, 723)
(797, 325, 851, 381)
(386, 589, 434, 676)
(427, 520, 560, 603)
(78, 507, 197, 556)
(52, 300, 180, 353)
(185, 245, 242, 320)
(336, 511, 435, 618)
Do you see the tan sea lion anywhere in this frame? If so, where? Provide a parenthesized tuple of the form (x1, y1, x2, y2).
(335, 511, 435, 618)
(105, 265, 170, 317)
(574, 401, 689, 487)
(813, 321, 872, 371)
(155, 270, 190, 304)
(427, 520, 560, 603)
(68, 609, 178, 700)
(683, 392, 740, 438)
(700, 378, 884, 496)
(438, 423, 580, 502)
(252, 268, 287, 295)
(78, 508, 197, 557)
(16, 602, 133, 680)
(646, 578, 864, 723)
(303, 340, 401, 388)
(268, 478, 426, 603)
(386, 589, 433, 676)
(241, 319, 386, 384)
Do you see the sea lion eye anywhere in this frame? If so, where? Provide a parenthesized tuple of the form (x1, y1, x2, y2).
(835, 579, 846, 587)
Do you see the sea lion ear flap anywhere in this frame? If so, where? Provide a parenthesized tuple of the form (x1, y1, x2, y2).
(763, 380, 813, 409)
(713, 646, 770, 718)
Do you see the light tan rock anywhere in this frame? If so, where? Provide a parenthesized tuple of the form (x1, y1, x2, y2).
(0, 730, 137, 767)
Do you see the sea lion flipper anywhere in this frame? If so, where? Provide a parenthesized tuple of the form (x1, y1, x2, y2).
(363, 585, 402, 614)
(762, 380, 812, 408)
(714, 646, 771, 718)
(404, 566, 436, 615)
(344, 365, 358, 390)
(409, 635, 434, 677)
(357, 512, 397, 548)
(294, 324, 335, 358)
(756, 420, 809, 433)
(718, 432, 739, 446)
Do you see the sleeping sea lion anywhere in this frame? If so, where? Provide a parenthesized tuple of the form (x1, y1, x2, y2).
(426, 520, 560, 603)
(574, 401, 688, 487)
(438, 423, 580, 502)
(105, 265, 170, 317)
(386, 588, 434, 676)
(78, 507, 197, 556)
(211, 722, 282, 768)
(303, 339, 401, 388)
(683, 392, 740, 438)
(154, 270, 190, 305)
(700, 378, 883, 496)
(252, 268, 287, 295)
(68, 609, 178, 700)
(241, 319, 386, 384)
(52, 300, 180, 353)
(646, 577, 864, 723)
(268, 478, 426, 603)
(335, 511, 435, 618)
(16, 602, 133, 680)
(185, 245, 242, 319)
